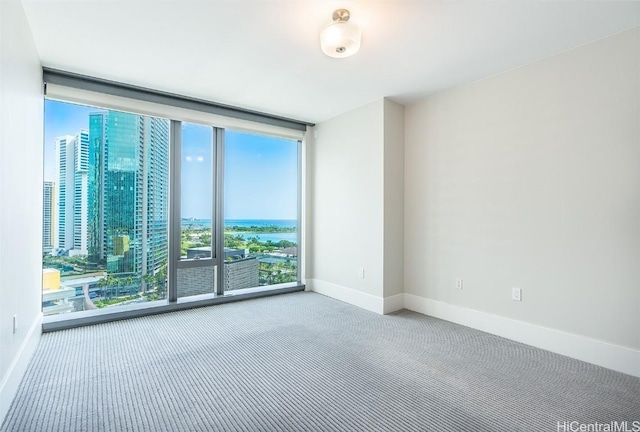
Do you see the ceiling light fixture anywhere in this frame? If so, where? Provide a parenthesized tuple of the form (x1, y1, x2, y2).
(320, 9, 361, 58)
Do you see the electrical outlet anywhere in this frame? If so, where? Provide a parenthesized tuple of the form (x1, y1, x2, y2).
(12, 315, 17, 334)
(358, 268, 365, 278)
(456, 278, 463, 290)
(512, 287, 522, 302)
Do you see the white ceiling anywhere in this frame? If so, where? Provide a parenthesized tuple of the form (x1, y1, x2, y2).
(22, 1, 640, 124)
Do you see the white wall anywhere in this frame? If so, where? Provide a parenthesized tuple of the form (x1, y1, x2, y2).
(307, 100, 385, 310)
(405, 26, 640, 359)
(383, 100, 405, 303)
(307, 99, 405, 313)
(0, 0, 44, 422)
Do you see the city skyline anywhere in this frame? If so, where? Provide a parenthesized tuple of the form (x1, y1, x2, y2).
(49, 107, 170, 279)
(45, 99, 298, 220)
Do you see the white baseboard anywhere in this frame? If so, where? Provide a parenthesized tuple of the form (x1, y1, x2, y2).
(307, 278, 384, 314)
(383, 293, 404, 314)
(0, 313, 42, 425)
(306, 279, 406, 316)
(404, 294, 640, 378)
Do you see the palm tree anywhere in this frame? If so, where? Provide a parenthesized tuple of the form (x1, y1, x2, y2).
(122, 275, 135, 296)
(97, 274, 119, 298)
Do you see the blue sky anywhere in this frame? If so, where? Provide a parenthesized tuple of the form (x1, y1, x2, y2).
(44, 100, 298, 220)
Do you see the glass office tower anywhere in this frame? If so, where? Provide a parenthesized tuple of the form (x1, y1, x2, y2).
(88, 111, 169, 286)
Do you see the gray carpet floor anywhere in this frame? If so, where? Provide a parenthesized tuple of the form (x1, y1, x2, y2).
(2, 291, 638, 431)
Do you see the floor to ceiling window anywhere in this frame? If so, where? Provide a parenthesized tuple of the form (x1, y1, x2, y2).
(43, 100, 170, 315)
(42, 97, 303, 320)
(176, 122, 218, 299)
(224, 131, 300, 291)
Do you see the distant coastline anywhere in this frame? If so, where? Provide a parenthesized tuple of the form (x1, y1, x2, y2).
(182, 218, 297, 228)
(182, 219, 297, 243)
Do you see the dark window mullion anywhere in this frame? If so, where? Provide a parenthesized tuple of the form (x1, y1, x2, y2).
(168, 120, 181, 303)
(215, 128, 225, 296)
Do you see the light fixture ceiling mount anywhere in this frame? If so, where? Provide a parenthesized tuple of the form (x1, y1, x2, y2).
(320, 9, 362, 58)
(332, 9, 350, 23)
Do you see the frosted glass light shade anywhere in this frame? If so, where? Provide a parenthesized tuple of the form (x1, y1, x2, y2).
(320, 21, 361, 58)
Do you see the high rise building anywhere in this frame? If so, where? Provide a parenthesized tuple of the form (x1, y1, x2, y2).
(73, 130, 90, 254)
(55, 131, 88, 255)
(88, 111, 169, 280)
(43, 181, 55, 252)
(55, 135, 72, 251)
(143, 116, 170, 277)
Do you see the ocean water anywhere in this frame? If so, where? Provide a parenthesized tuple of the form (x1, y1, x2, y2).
(182, 219, 297, 243)
(225, 219, 297, 229)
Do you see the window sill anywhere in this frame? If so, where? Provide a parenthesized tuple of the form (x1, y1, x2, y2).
(42, 283, 305, 332)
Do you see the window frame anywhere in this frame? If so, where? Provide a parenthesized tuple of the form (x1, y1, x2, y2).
(42, 72, 308, 331)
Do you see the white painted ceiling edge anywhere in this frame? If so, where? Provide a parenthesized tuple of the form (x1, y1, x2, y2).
(21, 0, 640, 124)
